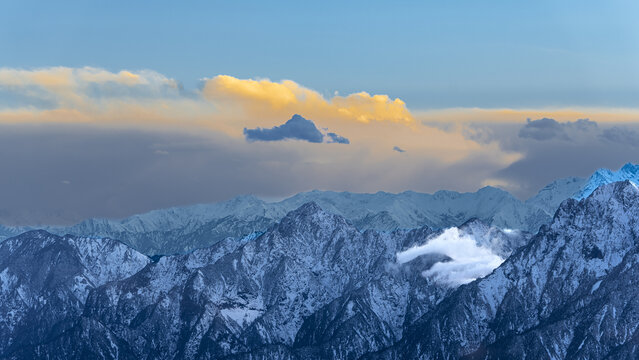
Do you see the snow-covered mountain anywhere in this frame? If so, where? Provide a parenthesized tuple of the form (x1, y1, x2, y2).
(574, 162, 639, 199)
(0, 231, 150, 358)
(526, 163, 639, 217)
(0, 186, 549, 256)
(377, 180, 639, 359)
(2, 180, 639, 358)
(525, 176, 586, 216)
(1, 163, 638, 258)
(0, 204, 528, 359)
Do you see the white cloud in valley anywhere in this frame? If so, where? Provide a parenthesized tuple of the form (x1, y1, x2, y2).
(396, 227, 504, 286)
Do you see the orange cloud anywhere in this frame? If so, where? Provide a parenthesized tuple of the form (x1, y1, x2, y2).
(202, 75, 414, 124)
(0, 67, 178, 109)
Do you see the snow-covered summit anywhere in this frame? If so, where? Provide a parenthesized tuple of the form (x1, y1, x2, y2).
(388, 179, 639, 358)
(574, 162, 639, 200)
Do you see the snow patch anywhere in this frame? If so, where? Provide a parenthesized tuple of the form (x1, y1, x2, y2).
(221, 307, 263, 326)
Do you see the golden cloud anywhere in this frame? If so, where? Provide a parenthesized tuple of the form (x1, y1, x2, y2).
(202, 75, 414, 124)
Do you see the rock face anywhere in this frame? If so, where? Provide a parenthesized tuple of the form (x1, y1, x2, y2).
(0, 203, 528, 359)
(0, 231, 150, 359)
(378, 180, 639, 359)
(79, 203, 445, 359)
(2, 181, 639, 359)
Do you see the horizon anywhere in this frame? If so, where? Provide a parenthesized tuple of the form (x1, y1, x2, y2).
(2, 161, 637, 227)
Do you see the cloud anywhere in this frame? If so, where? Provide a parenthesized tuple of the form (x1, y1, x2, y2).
(418, 107, 639, 127)
(599, 126, 639, 147)
(326, 132, 350, 144)
(202, 75, 414, 124)
(393, 146, 406, 153)
(243, 114, 349, 144)
(467, 118, 639, 198)
(6, 67, 639, 219)
(396, 227, 504, 286)
(0, 68, 528, 226)
(244, 114, 324, 143)
(0, 66, 179, 110)
(518, 118, 598, 141)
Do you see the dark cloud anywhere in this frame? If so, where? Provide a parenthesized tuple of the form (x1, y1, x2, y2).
(599, 126, 639, 147)
(326, 132, 350, 144)
(243, 114, 324, 143)
(243, 114, 349, 145)
(518, 118, 597, 141)
(393, 146, 406, 153)
(468, 118, 639, 198)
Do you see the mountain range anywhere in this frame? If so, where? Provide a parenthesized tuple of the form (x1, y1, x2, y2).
(1, 165, 639, 358)
(2, 163, 638, 257)
(1, 180, 638, 358)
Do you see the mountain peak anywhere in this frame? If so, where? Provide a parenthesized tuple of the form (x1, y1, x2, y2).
(588, 179, 639, 202)
(620, 162, 639, 174)
(288, 201, 324, 216)
(574, 164, 639, 200)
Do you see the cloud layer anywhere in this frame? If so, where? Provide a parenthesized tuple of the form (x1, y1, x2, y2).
(518, 118, 598, 141)
(1, 67, 639, 223)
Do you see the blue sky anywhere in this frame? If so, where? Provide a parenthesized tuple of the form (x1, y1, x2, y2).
(2, 0, 637, 108)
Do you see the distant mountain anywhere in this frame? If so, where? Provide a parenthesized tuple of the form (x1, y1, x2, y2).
(525, 176, 586, 216)
(0, 205, 529, 359)
(2, 163, 638, 257)
(379, 180, 639, 359)
(3, 180, 638, 358)
(526, 163, 639, 217)
(0, 187, 547, 256)
(574, 162, 639, 199)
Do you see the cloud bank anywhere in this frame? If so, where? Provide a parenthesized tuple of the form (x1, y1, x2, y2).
(1, 67, 639, 223)
(396, 227, 504, 286)
(518, 118, 598, 141)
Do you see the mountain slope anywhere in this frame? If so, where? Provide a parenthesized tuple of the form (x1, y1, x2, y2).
(0, 204, 529, 359)
(525, 176, 586, 216)
(377, 180, 639, 359)
(0, 231, 150, 358)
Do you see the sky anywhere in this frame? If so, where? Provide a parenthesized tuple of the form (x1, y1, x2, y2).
(0, 1, 638, 224)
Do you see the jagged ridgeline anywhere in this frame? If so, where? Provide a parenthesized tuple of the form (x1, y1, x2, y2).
(1, 180, 639, 358)
(3, 163, 638, 257)
(2, 164, 639, 359)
